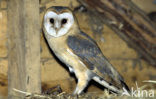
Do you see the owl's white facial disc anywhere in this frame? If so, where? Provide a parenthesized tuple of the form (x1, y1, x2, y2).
(44, 11, 74, 37)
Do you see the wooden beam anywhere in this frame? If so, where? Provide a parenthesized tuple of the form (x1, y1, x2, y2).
(8, 0, 41, 98)
(78, 0, 156, 66)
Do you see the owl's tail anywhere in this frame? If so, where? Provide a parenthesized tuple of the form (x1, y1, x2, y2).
(93, 76, 130, 95)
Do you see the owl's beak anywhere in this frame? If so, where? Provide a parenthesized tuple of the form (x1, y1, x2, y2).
(54, 27, 60, 34)
(54, 22, 60, 34)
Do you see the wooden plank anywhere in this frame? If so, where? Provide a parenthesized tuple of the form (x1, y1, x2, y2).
(78, 0, 156, 66)
(7, 0, 41, 98)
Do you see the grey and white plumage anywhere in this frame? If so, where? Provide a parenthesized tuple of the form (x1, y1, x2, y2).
(43, 6, 130, 95)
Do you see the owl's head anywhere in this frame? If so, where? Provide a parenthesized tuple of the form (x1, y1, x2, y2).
(43, 6, 76, 37)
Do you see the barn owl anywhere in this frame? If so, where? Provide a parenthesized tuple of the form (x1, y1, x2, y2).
(43, 6, 130, 95)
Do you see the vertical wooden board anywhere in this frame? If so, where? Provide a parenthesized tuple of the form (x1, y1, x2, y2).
(24, 0, 41, 93)
(7, 0, 41, 98)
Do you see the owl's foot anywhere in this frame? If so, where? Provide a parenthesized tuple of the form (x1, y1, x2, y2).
(73, 78, 89, 95)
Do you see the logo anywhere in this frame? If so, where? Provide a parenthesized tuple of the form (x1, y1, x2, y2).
(122, 82, 155, 98)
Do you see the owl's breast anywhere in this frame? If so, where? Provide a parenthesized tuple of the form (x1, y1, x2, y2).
(46, 36, 68, 57)
(46, 35, 73, 60)
(45, 35, 88, 72)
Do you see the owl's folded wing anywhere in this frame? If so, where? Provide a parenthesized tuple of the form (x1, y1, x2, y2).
(67, 31, 129, 91)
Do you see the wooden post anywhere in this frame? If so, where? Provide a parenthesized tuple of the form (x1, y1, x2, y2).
(8, 0, 41, 98)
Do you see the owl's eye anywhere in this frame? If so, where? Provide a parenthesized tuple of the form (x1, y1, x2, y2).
(61, 18, 67, 24)
(49, 18, 54, 24)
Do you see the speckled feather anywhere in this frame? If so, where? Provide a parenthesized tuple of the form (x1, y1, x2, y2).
(67, 31, 129, 91)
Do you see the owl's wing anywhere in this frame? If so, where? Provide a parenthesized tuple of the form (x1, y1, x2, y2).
(67, 31, 129, 91)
